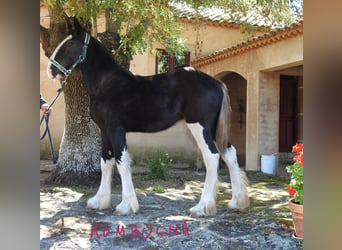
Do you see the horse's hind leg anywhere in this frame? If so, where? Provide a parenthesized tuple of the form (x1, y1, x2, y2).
(221, 144, 250, 209)
(186, 123, 219, 216)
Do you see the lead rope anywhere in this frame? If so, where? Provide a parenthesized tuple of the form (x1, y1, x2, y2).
(40, 76, 69, 164)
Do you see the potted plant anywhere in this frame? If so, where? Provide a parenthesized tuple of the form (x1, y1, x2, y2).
(286, 142, 303, 239)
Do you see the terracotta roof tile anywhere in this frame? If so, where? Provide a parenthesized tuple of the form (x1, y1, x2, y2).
(171, 2, 288, 29)
(191, 21, 303, 68)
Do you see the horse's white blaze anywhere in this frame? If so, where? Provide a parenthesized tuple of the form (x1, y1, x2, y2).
(186, 122, 219, 215)
(87, 157, 114, 209)
(222, 145, 250, 209)
(115, 149, 139, 214)
(46, 34, 72, 79)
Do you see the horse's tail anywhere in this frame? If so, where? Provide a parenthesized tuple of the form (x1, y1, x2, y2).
(215, 81, 231, 155)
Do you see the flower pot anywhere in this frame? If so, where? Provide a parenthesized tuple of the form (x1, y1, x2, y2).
(288, 199, 303, 239)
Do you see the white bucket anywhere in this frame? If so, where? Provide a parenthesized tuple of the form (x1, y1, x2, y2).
(261, 154, 276, 175)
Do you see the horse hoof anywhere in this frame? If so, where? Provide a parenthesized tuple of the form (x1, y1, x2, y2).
(190, 210, 205, 217)
(228, 195, 250, 210)
(115, 201, 139, 215)
(189, 205, 205, 217)
(114, 208, 130, 215)
(190, 199, 217, 216)
(87, 196, 100, 209)
(87, 195, 111, 209)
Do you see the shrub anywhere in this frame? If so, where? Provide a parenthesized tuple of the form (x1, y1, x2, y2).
(286, 143, 303, 205)
(145, 152, 172, 180)
(152, 185, 165, 193)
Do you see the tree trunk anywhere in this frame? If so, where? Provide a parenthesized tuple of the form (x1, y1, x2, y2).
(46, 72, 103, 186)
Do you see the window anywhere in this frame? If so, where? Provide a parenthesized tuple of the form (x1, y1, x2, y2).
(155, 49, 190, 74)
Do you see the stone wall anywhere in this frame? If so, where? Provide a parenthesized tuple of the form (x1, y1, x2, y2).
(258, 72, 280, 155)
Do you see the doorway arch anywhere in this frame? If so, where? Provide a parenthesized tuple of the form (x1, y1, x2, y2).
(216, 72, 247, 167)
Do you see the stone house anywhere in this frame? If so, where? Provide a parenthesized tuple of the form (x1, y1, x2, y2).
(40, 3, 303, 172)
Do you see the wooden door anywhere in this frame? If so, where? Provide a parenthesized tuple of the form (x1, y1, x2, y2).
(279, 76, 298, 152)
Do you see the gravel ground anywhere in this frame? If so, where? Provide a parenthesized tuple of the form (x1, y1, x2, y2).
(40, 161, 303, 249)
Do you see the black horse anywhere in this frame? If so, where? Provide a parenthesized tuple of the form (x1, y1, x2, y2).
(47, 17, 249, 216)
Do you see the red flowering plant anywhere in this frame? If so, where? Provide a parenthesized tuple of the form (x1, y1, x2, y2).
(286, 143, 303, 205)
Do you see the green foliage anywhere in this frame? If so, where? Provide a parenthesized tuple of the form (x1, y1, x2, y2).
(45, 0, 302, 64)
(145, 152, 172, 180)
(155, 50, 188, 74)
(286, 143, 303, 205)
(152, 185, 165, 193)
(156, 52, 170, 74)
(287, 162, 303, 204)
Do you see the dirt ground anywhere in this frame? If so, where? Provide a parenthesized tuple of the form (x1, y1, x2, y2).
(40, 161, 303, 249)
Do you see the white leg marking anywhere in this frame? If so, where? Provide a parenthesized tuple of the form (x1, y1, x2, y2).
(222, 145, 250, 209)
(187, 123, 219, 216)
(46, 35, 72, 79)
(115, 149, 139, 215)
(87, 157, 114, 209)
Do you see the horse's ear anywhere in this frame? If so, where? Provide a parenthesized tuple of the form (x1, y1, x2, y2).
(65, 16, 74, 35)
(63, 12, 70, 22)
(66, 16, 84, 37)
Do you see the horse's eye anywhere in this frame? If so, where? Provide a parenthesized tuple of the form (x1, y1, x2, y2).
(65, 41, 73, 48)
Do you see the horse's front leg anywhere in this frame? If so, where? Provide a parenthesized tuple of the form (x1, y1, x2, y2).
(115, 148, 139, 215)
(87, 134, 114, 209)
(108, 126, 139, 215)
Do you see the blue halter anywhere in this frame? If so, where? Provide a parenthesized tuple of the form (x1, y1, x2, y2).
(49, 33, 90, 76)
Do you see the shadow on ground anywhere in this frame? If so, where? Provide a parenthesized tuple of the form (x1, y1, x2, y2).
(40, 162, 303, 249)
